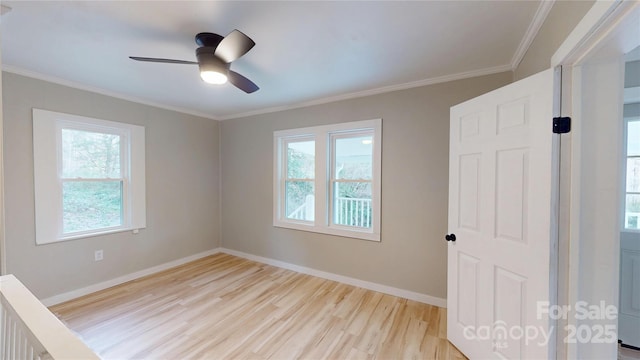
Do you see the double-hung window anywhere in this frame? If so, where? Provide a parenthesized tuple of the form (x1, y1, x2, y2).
(61, 126, 126, 234)
(33, 109, 146, 244)
(284, 138, 316, 222)
(274, 119, 381, 241)
(624, 117, 640, 230)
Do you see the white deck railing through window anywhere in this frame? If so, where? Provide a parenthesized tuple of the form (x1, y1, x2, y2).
(334, 197, 372, 228)
(0, 275, 99, 360)
(288, 196, 372, 228)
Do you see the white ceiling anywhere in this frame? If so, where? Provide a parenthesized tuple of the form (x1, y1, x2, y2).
(1, 1, 547, 120)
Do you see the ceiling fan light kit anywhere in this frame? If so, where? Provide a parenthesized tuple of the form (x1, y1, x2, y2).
(197, 48, 229, 84)
(130, 30, 259, 93)
(200, 70, 228, 85)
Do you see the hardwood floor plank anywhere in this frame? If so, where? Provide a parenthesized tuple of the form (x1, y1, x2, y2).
(50, 253, 466, 359)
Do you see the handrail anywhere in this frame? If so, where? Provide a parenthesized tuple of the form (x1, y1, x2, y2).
(0, 275, 99, 360)
(288, 203, 307, 220)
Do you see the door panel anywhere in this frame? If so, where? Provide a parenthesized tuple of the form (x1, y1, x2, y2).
(457, 252, 480, 328)
(494, 266, 527, 359)
(448, 68, 557, 359)
(495, 149, 528, 243)
(458, 154, 481, 231)
(620, 250, 640, 316)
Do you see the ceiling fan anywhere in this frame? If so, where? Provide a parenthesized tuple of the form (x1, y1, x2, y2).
(130, 30, 259, 93)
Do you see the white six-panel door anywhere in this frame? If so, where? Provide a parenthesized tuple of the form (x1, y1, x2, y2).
(447, 69, 557, 359)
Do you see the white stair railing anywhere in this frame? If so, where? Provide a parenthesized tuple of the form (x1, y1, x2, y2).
(287, 195, 314, 221)
(1, 296, 50, 360)
(0, 275, 99, 360)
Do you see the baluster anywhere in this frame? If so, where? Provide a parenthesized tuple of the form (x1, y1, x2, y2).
(352, 199, 356, 227)
(364, 201, 368, 228)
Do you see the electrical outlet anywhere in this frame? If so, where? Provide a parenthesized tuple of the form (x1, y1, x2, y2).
(94, 250, 104, 261)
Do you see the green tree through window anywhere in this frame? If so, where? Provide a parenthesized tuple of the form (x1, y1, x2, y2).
(61, 128, 124, 234)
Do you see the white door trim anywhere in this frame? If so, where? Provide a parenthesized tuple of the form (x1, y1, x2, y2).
(552, 0, 635, 67)
(0, 21, 6, 276)
(553, 1, 640, 358)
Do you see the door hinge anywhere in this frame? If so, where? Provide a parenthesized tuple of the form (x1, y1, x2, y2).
(553, 117, 571, 134)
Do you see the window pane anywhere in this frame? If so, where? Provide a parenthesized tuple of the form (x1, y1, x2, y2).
(285, 181, 314, 221)
(628, 157, 640, 193)
(287, 140, 315, 179)
(62, 128, 121, 178)
(63, 181, 123, 234)
(335, 135, 373, 180)
(627, 194, 640, 230)
(333, 181, 372, 228)
(628, 121, 640, 156)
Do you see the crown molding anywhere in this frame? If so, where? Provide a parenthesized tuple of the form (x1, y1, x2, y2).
(4, 62, 513, 122)
(218, 64, 513, 120)
(511, 0, 555, 70)
(2, 65, 220, 121)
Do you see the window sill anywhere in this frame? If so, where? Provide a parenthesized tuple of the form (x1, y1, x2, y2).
(621, 228, 640, 234)
(37, 227, 142, 245)
(273, 221, 380, 242)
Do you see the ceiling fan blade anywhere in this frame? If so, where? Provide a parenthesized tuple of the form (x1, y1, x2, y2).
(214, 30, 255, 63)
(129, 56, 198, 65)
(228, 70, 259, 93)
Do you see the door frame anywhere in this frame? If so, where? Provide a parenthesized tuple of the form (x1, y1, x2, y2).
(0, 19, 6, 276)
(552, 1, 640, 358)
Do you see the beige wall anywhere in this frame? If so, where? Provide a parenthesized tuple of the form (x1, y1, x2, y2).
(2, 1, 596, 301)
(2, 72, 221, 299)
(220, 72, 513, 300)
(515, 0, 595, 81)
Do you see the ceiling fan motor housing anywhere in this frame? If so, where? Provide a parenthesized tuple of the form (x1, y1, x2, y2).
(196, 47, 230, 74)
(195, 32, 224, 48)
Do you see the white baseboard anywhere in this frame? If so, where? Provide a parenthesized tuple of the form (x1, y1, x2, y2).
(220, 248, 447, 308)
(41, 248, 222, 306)
(41, 247, 447, 309)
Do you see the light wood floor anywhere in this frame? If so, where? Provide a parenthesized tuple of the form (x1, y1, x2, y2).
(50, 253, 467, 359)
(620, 345, 640, 360)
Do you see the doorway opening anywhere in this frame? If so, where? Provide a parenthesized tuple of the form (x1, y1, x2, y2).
(618, 45, 640, 359)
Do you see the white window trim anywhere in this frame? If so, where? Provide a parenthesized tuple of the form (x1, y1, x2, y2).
(33, 109, 146, 244)
(273, 119, 381, 241)
(622, 115, 640, 233)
